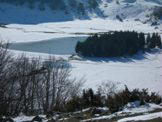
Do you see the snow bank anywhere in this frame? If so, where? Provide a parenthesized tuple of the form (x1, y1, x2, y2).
(118, 112, 162, 122)
(121, 101, 162, 114)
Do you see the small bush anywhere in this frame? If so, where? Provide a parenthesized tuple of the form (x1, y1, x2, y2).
(65, 88, 104, 112)
(105, 86, 162, 113)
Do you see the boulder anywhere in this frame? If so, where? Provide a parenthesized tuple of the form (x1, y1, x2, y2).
(151, 21, 160, 26)
(91, 108, 102, 115)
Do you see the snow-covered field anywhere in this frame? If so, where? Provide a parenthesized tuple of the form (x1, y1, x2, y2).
(71, 49, 162, 94)
(11, 47, 162, 95)
(0, 18, 162, 43)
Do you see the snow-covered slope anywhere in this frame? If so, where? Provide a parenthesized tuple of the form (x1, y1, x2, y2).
(100, 0, 162, 22)
(10, 48, 162, 95)
(70, 49, 162, 94)
(0, 0, 162, 24)
(1, 19, 161, 43)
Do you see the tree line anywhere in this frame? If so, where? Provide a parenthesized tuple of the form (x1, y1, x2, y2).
(65, 83, 162, 113)
(75, 31, 162, 57)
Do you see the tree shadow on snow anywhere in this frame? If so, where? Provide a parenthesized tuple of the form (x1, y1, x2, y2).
(80, 49, 161, 63)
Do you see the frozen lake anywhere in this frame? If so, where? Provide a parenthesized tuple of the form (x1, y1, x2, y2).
(9, 37, 87, 55)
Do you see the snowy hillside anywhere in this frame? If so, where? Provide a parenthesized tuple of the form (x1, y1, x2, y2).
(101, 0, 162, 21)
(0, 0, 162, 24)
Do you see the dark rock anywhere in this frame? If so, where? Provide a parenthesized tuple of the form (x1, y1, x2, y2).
(46, 114, 52, 119)
(31, 116, 42, 122)
(0, 23, 7, 28)
(155, 26, 159, 29)
(74, 116, 84, 120)
(134, 19, 140, 21)
(90, 108, 106, 116)
(151, 21, 160, 26)
(53, 112, 61, 115)
(116, 15, 123, 22)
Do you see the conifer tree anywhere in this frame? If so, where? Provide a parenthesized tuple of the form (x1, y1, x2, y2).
(146, 34, 151, 50)
(157, 34, 162, 48)
(76, 31, 161, 57)
(139, 33, 145, 50)
(150, 33, 156, 49)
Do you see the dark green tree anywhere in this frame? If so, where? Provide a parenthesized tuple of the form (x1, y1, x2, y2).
(155, 33, 162, 49)
(146, 34, 151, 50)
(150, 33, 156, 49)
(138, 32, 145, 51)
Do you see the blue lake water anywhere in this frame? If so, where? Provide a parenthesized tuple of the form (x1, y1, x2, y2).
(9, 37, 87, 55)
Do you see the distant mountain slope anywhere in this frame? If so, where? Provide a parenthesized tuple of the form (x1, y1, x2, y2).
(100, 0, 162, 22)
(0, 0, 162, 24)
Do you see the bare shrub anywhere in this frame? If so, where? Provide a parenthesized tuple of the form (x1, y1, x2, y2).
(97, 81, 118, 97)
(106, 86, 162, 113)
(0, 42, 84, 116)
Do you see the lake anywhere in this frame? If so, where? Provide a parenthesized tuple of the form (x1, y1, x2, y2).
(9, 36, 87, 55)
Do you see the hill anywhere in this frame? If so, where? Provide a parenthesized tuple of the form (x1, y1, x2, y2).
(0, 0, 162, 24)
